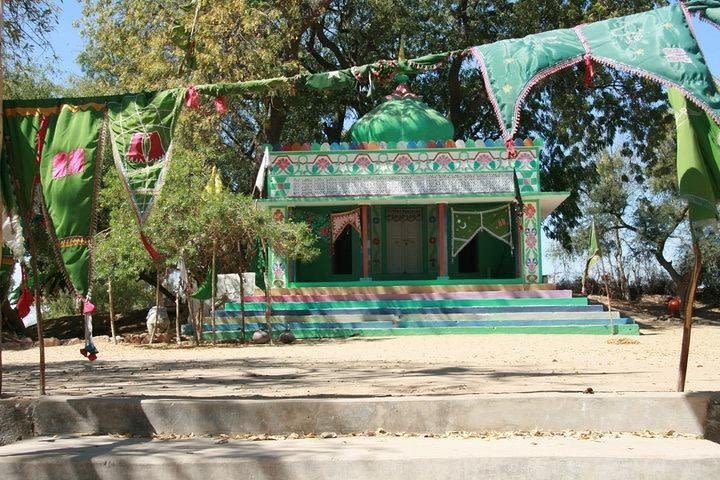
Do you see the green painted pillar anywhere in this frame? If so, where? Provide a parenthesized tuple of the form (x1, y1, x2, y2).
(520, 200, 541, 283)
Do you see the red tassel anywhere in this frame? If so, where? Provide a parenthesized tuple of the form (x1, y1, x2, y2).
(505, 138, 519, 159)
(214, 96, 228, 114)
(140, 232, 163, 261)
(185, 85, 200, 109)
(83, 301, 96, 315)
(583, 55, 594, 88)
(17, 287, 34, 319)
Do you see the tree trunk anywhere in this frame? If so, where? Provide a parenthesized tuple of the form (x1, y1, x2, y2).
(612, 222, 630, 301)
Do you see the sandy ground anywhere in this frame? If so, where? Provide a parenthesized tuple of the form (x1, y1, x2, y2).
(2, 321, 719, 398)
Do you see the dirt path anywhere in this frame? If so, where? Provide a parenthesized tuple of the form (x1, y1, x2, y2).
(2, 321, 719, 398)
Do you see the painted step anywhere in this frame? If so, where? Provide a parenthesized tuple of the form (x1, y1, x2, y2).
(190, 318, 636, 334)
(273, 283, 559, 295)
(240, 289, 574, 303)
(225, 297, 590, 312)
(216, 305, 605, 318)
(212, 310, 620, 323)
(202, 323, 640, 340)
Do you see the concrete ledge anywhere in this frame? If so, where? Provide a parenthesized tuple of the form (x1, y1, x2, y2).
(0, 400, 34, 446)
(1, 435, 719, 480)
(30, 392, 717, 437)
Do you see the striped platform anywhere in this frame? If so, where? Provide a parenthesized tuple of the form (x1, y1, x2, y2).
(188, 285, 639, 339)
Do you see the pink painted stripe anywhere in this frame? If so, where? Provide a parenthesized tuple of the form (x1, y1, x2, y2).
(241, 290, 573, 303)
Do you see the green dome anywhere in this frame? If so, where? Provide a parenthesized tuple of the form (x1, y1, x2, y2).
(349, 86, 454, 144)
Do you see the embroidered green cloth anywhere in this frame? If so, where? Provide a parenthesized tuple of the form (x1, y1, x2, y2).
(473, 4, 720, 139)
(107, 89, 183, 226)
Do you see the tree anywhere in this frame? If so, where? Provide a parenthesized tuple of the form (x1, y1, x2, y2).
(76, 0, 668, 234)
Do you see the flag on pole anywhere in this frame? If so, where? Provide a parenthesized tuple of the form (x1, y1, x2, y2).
(191, 267, 214, 300)
(667, 88, 720, 225)
(581, 220, 601, 295)
(254, 147, 270, 197)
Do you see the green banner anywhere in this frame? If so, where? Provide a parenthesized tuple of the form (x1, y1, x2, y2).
(40, 105, 106, 297)
(668, 88, 720, 224)
(451, 205, 512, 257)
(3, 113, 43, 212)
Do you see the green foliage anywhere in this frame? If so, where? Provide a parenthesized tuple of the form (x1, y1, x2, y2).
(3, 0, 59, 69)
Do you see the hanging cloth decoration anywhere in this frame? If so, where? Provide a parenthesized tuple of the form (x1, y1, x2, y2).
(330, 207, 362, 254)
(107, 89, 184, 259)
(3, 111, 45, 213)
(668, 87, 720, 224)
(471, 4, 720, 141)
(37, 104, 107, 360)
(451, 205, 513, 257)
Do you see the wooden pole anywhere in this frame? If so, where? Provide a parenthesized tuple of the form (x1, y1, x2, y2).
(237, 240, 246, 345)
(677, 241, 702, 392)
(260, 238, 272, 344)
(28, 238, 46, 395)
(211, 239, 217, 345)
(107, 281, 117, 344)
(0, 0, 5, 398)
(175, 291, 181, 344)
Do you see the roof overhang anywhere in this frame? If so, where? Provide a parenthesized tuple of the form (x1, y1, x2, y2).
(263, 191, 570, 219)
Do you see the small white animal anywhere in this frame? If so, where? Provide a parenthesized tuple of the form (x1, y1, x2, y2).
(146, 306, 170, 344)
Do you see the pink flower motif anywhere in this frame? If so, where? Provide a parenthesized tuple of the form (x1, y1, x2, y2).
(525, 236, 537, 249)
(354, 155, 372, 169)
(435, 153, 452, 167)
(319, 227, 330, 237)
(52, 149, 86, 179)
(394, 154, 412, 169)
(274, 156, 291, 171)
(476, 152, 493, 165)
(315, 156, 331, 171)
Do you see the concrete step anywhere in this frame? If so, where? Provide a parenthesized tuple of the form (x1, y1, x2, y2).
(26, 393, 714, 437)
(2, 435, 718, 480)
